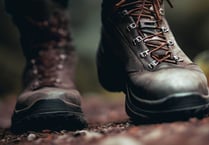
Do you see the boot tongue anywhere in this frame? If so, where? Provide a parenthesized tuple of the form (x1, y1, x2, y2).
(144, 35, 169, 57)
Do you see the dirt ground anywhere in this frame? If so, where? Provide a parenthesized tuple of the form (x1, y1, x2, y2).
(1, 95, 209, 145)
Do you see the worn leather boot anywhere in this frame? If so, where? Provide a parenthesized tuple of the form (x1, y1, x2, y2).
(97, 0, 209, 123)
(6, 0, 87, 132)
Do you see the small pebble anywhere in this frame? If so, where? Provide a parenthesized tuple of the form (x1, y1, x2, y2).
(85, 131, 102, 140)
(56, 134, 68, 140)
(189, 118, 198, 123)
(34, 138, 43, 144)
(126, 122, 131, 127)
(99, 136, 142, 145)
(142, 129, 163, 141)
(74, 130, 102, 140)
(73, 130, 86, 137)
(60, 130, 67, 134)
(27, 133, 36, 141)
(197, 125, 209, 134)
(54, 135, 70, 144)
(66, 137, 73, 143)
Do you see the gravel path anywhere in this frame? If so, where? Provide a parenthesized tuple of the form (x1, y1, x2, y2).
(0, 95, 209, 145)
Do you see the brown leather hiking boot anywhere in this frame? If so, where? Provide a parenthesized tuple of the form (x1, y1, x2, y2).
(97, 0, 209, 123)
(6, 0, 87, 132)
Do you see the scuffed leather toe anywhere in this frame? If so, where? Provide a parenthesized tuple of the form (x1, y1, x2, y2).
(128, 65, 209, 101)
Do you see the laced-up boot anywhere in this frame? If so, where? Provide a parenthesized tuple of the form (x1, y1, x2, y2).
(97, 0, 209, 123)
(5, 0, 87, 132)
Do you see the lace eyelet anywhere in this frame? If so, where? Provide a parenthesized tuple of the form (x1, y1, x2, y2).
(133, 36, 143, 46)
(159, 8, 165, 15)
(127, 23, 137, 31)
(121, 10, 129, 16)
(57, 64, 64, 70)
(31, 59, 36, 64)
(31, 81, 40, 90)
(60, 54, 67, 60)
(139, 50, 149, 58)
(161, 26, 169, 33)
(167, 40, 174, 46)
(149, 6, 154, 11)
(148, 60, 159, 69)
(33, 69, 38, 75)
(174, 56, 184, 62)
(55, 78, 61, 84)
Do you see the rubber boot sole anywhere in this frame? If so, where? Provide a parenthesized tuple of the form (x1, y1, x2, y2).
(11, 99, 87, 133)
(125, 86, 209, 124)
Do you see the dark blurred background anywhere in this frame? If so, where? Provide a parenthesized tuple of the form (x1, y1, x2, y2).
(0, 0, 209, 98)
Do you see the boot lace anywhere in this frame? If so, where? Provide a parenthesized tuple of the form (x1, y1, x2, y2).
(115, 0, 183, 69)
(24, 11, 72, 90)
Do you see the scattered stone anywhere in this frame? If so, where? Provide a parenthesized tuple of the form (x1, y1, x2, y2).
(142, 129, 163, 141)
(57, 134, 69, 140)
(126, 122, 131, 128)
(85, 131, 102, 140)
(73, 130, 87, 137)
(197, 125, 209, 134)
(60, 130, 67, 134)
(99, 136, 142, 145)
(1, 139, 6, 142)
(74, 130, 102, 140)
(27, 133, 36, 141)
(66, 137, 73, 143)
(172, 124, 187, 133)
(54, 134, 72, 144)
(1, 97, 209, 145)
(128, 127, 140, 135)
(34, 138, 43, 144)
(189, 118, 198, 123)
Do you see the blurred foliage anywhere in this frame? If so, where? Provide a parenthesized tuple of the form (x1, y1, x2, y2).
(195, 51, 209, 83)
(0, 0, 209, 97)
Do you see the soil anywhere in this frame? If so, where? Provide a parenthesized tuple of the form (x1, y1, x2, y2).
(0, 95, 209, 145)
